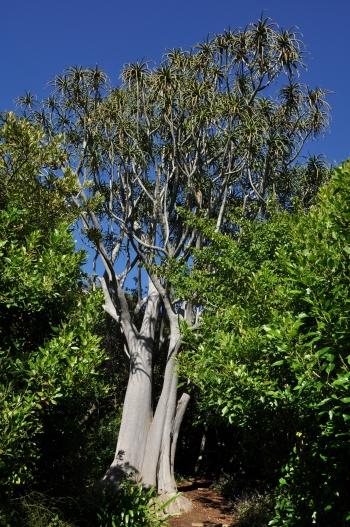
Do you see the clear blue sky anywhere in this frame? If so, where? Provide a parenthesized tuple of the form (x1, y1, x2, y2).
(2, 0, 349, 165)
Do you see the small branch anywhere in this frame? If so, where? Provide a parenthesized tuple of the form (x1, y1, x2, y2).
(99, 276, 119, 322)
(170, 393, 191, 472)
(215, 178, 229, 232)
(247, 167, 267, 205)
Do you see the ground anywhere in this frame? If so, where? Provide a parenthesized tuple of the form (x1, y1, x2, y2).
(168, 481, 236, 527)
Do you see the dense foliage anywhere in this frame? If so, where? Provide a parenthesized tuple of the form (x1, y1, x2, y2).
(0, 115, 111, 523)
(180, 162, 350, 526)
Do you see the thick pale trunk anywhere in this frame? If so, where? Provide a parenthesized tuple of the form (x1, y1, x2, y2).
(157, 374, 178, 494)
(141, 328, 180, 488)
(105, 284, 191, 513)
(107, 342, 153, 480)
(157, 390, 192, 514)
(104, 279, 159, 482)
(141, 320, 192, 514)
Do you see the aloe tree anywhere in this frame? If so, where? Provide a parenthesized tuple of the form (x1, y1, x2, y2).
(20, 17, 328, 511)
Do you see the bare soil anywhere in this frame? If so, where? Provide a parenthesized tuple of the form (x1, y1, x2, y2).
(168, 480, 236, 527)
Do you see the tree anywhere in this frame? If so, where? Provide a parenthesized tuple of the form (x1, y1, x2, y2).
(0, 114, 107, 503)
(20, 17, 329, 510)
(180, 161, 350, 526)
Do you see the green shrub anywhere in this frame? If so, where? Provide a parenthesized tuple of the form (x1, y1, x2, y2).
(0, 493, 75, 527)
(234, 492, 274, 527)
(181, 161, 350, 526)
(95, 482, 169, 527)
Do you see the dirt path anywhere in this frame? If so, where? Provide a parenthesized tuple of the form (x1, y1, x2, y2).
(168, 481, 236, 527)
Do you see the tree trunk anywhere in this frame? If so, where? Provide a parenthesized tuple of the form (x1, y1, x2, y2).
(170, 393, 190, 477)
(103, 278, 159, 482)
(141, 321, 192, 513)
(105, 342, 153, 481)
(141, 327, 180, 488)
(157, 391, 192, 514)
(157, 374, 178, 495)
(105, 284, 191, 513)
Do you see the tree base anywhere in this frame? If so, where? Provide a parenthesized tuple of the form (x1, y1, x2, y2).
(157, 491, 192, 515)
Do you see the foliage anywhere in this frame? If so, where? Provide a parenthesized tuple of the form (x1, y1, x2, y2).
(0, 483, 168, 527)
(0, 115, 108, 500)
(0, 112, 73, 228)
(18, 18, 330, 300)
(269, 161, 350, 526)
(95, 482, 169, 527)
(233, 492, 274, 527)
(180, 161, 350, 526)
(0, 492, 75, 527)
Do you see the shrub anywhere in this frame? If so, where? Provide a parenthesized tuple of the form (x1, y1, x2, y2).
(95, 482, 169, 527)
(234, 492, 274, 527)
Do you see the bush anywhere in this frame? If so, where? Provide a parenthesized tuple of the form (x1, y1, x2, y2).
(234, 492, 274, 527)
(0, 493, 75, 527)
(95, 482, 169, 527)
(181, 161, 350, 526)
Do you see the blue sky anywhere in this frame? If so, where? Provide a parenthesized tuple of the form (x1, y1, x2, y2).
(2, 0, 349, 165)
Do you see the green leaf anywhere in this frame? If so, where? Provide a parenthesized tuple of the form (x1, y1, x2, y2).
(272, 360, 285, 367)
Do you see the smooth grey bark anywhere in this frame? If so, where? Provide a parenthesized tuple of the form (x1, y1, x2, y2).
(141, 315, 192, 513)
(157, 390, 192, 514)
(102, 271, 192, 512)
(161, 392, 192, 514)
(157, 373, 178, 494)
(141, 325, 180, 488)
(170, 393, 191, 476)
(103, 279, 160, 481)
(107, 343, 153, 479)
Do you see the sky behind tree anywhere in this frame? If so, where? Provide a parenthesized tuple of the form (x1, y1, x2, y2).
(2, 0, 349, 164)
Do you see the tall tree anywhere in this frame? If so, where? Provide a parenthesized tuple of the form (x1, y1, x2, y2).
(180, 161, 350, 526)
(21, 17, 328, 510)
